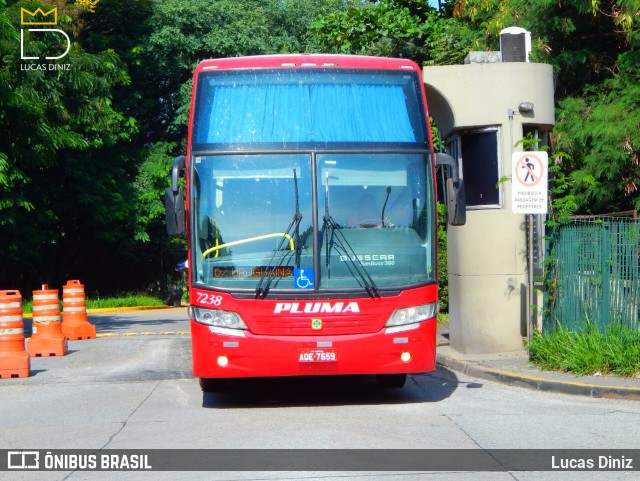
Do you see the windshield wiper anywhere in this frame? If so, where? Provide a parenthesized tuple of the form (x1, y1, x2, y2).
(381, 186, 391, 227)
(255, 169, 302, 299)
(322, 172, 379, 298)
(293, 168, 301, 269)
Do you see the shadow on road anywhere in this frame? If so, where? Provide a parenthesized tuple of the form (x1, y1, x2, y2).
(201, 365, 477, 408)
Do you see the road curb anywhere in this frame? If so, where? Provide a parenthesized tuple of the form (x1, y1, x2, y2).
(436, 353, 640, 401)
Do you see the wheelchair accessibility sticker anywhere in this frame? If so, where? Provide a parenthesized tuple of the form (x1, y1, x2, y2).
(294, 268, 314, 289)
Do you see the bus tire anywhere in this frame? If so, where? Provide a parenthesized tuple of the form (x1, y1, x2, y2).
(199, 377, 228, 392)
(376, 374, 407, 388)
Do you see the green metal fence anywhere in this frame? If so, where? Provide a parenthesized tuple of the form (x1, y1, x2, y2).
(545, 219, 640, 331)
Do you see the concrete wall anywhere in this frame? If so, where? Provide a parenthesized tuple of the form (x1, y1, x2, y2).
(424, 61, 555, 354)
(425, 62, 555, 137)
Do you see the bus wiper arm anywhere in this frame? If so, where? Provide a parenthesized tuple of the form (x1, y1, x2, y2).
(325, 221, 380, 298)
(323, 172, 379, 298)
(293, 169, 301, 268)
(255, 169, 302, 299)
(254, 212, 301, 299)
(323, 171, 332, 279)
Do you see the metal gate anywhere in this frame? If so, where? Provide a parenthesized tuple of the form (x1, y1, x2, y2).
(545, 219, 640, 331)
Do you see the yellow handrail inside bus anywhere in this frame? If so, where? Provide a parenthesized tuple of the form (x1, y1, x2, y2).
(202, 233, 295, 258)
(213, 220, 220, 257)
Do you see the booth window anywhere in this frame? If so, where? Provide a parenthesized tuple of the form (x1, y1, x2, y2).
(446, 128, 501, 208)
(522, 126, 551, 151)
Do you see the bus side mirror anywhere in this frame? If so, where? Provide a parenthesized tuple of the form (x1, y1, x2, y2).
(434, 153, 466, 226)
(165, 155, 186, 236)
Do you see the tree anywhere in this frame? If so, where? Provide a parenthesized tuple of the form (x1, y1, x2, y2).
(307, 0, 483, 65)
(419, 0, 640, 214)
(0, 1, 139, 293)
(448, 0, 640, 97)
(554, 45, 640, 212)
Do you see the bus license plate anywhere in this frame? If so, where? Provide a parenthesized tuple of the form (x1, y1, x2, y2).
(298, 349, 337, 363)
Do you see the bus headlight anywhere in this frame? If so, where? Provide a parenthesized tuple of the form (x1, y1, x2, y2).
(190, 306, 248, 330)
(385, 302, 437, 327)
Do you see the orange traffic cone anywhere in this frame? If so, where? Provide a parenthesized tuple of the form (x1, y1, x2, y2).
(26, 284, 68, 357)
(0, 290, 30, 378)
(61, 280, 96, 340)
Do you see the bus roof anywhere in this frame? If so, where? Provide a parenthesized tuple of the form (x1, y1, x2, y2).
(194, 54, 421, 74)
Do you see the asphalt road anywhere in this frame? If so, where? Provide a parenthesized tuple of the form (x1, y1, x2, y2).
(2, 308, 640, 481)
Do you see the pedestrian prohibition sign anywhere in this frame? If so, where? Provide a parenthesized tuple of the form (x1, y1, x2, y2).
(511, 151, 548, 214)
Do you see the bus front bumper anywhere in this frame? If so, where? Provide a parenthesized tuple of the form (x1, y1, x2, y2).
(190, 319, 436, 379)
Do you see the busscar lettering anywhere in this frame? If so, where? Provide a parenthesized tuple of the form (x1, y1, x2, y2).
(338, 253, 395, 267)
(339, 254, 395, 262)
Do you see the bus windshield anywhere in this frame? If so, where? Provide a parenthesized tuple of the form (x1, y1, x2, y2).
(191, 152, 435, 292)
(189, 65, 435, 294)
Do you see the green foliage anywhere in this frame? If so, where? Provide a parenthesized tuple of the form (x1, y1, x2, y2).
(554, 60, 640, 213)
(146, 0, 275, 72)
(437, 202, 448, 312)
(527, 322, 640, 377)
(1, 13, 129, 186)
(83, 294, 166, 310)
(134, 142, 179, 242)
(307, 0, 482, 65)
(0, 0, 146, 294)
(22, 294, 165, 313)
(308, 0, 432, 60)
(450, 0, 639, 95)
(270, 0, 351, 53)
(422, 12, 485, 66)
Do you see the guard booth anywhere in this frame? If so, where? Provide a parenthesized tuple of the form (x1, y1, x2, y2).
(424, 29, 555, 353)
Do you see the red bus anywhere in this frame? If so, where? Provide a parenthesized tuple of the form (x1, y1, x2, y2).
(165, 54, 465, 390)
